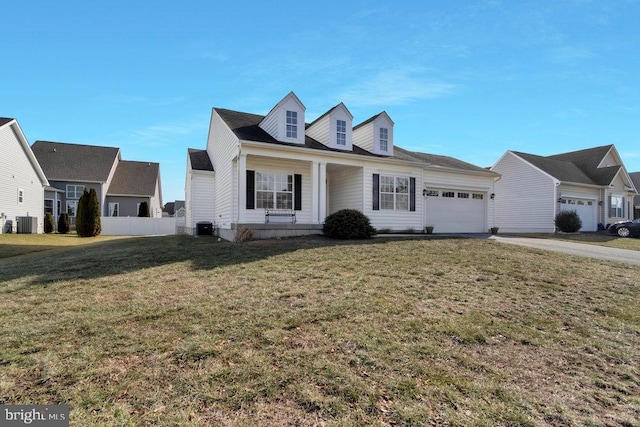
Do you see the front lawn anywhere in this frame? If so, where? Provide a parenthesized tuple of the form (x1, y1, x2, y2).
(514, 232, 640, 251)
(0, 235, 638, 426)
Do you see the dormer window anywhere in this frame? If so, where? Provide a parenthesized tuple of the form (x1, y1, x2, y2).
(336, 120, 346, 146)
(380, 128, 388, 152)
(286, 110, 298, 138)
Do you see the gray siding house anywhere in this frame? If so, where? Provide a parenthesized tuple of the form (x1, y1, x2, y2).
(32, 141, 163, 226)
(0, 118, 49, 233)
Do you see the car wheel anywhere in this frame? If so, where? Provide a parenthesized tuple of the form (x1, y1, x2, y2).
(617, 227, 630, 237)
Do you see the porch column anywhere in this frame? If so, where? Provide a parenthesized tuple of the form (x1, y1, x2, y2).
(238, 154, 247, 223)
(311, 161, 319, 223)
(319, 161, 327, 222)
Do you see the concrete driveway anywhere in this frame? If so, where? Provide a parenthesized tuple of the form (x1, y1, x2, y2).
(487, 235, 640, 266)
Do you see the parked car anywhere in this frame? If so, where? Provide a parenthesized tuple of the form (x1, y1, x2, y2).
(608, 218, 640, 237)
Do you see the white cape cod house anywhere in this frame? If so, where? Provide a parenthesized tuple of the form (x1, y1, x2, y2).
(185, 92, 500, 240)
(491, 145, 638, 233)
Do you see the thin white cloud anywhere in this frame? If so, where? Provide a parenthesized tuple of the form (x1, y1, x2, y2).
(337, 70, 457, 108)
(548, 46, 595, 63)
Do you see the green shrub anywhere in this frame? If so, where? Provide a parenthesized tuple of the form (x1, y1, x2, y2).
(57, 213, 70, 234)
(138, 201, 150, 217)
(555, 210, 582, 233)
(76, 188, 101, 237)
(323, 209, 376, 239)
(44, 212, 55, 233)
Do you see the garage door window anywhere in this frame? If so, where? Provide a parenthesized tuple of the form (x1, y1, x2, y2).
(472, 193, 484, 200)
(442, 191, 455, 198)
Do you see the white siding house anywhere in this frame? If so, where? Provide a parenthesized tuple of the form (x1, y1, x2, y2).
(0, 118, 49, 233)
(491, 146, 638, 233)
(186, 92, 500, 240)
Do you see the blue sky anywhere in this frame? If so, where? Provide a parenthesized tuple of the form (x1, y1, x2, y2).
(3, 1, 639, 203)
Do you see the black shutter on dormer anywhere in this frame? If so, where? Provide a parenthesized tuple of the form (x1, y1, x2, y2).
(373, 174, 380, 210)
(410, 177, 416, 211)
(246, 170, 255, 209)
(294, 174, 302, 211)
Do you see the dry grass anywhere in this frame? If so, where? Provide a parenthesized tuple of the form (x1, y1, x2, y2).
(512, 232, 640, 251)
(1, 235, 639, 426)
(0, 233, 131, 259)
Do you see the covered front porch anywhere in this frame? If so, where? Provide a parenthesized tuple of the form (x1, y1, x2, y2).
(227, 151, 364, 240)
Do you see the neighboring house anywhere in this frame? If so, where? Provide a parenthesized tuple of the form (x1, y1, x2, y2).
(0, 118, 49, 233)
(185, 92, 500, 240)
(491, 145, 638, 233)
(31, 141, 163, 225)
(630, 172, 640, 219)
(162, 200, 185, 217)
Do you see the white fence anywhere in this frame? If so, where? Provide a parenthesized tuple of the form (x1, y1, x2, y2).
(100, 217, 177, 236)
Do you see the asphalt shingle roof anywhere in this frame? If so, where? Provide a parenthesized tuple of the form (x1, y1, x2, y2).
(32, 141, 120, 182)
(107, 161, 159, 196)
(188, 148, 214, 171)
(214, 108, 493, 174)
(513, 145, 621, 186)
(0, 117, 14, 127)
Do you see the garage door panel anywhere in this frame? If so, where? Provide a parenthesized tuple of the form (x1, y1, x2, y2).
(560, 198, 597, 231)
(425, 189, 486, 233)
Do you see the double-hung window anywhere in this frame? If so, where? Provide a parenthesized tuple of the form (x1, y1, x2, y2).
(380, 176, 409, 210)
(17, 189, 24, 204)
(286, 110, 297, 139)
(108, 202, 119, 217)
(44, 199, 54, 215)
(67, 201, 79, 217)
(609, 195, 624, 218)
(336, 120, 346, 146)
(66, 185, 84, 199)
(380, 128, 388, 152)
(256, 172, 293, 210)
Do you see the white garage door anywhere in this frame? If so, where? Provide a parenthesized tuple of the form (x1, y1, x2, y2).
(560, 198, 597, 231)
(424, 189, 487, 233)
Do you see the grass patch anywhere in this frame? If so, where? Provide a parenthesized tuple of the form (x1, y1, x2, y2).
(0, 234, 131, 259)
(513, 232, 640, 251)
(1, 235, 639, 425)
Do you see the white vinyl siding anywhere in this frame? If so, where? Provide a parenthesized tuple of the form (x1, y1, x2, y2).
(208, 110, 240, 230)
(0, 122, 46, 233)
(258, 94, 305, 144)
(244, 157, 312, 224)
(352, 113, 394, 156)
(186, 172, 215, 233)
(327, 166, 363, 214)
(556, 184, 600, 231)
(363, 167, 422, 231)
(491, 152, 557, 233)
(306, 104, 352, 151)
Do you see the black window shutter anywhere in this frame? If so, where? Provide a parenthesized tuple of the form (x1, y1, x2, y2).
(246, 170, 255, 210)
(410, 177, 416, 211)
(373, 174, 380, 210)
(294, 174, 302, 211)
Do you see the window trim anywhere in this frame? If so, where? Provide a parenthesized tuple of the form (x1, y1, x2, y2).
(108, 202, 119, 217)
(380, 127, 388, 152)
(44, 199, 54, 215)
(286, 110, 298, 139)
(609, 195, 625, 218)
(67, 201, 79, 217)
(66, 184, 84, 199)
(379, 175, 410, 211)
(17, 188, 24, 204)
(255, 172, 294, 210)
(336, 119, 346, 146)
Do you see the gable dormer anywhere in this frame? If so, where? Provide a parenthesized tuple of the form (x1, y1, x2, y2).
(352, 111, 394, 156)
(258, 91, 306, 145)
(306, 103, 354, 151)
